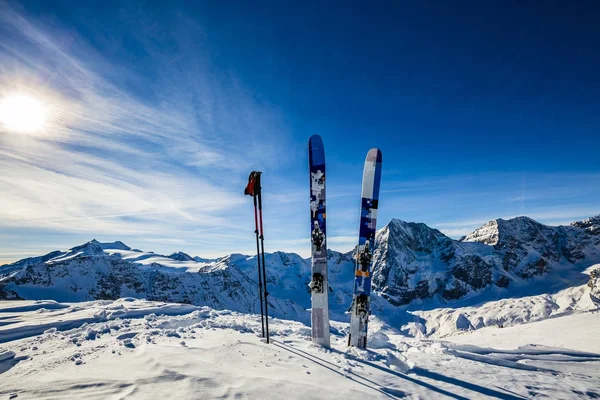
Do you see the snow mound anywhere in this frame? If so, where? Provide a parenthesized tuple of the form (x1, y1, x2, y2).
(0, 348, 15, 362)
(410, 281, 596, 338)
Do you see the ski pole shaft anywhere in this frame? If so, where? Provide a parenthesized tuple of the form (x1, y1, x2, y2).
(253, 195, 265, 338)
(257, 192, 270, 344)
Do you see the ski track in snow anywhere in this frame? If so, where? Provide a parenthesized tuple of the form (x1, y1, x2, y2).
(1, 299, 599, 399)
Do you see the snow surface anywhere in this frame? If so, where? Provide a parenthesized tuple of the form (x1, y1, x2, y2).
(404, 277, 598, 338)
(1, 298, 599, 399)
(98, 248, 213, 274)
(9, 240, 214, 274)
(1, 220, 599, 398)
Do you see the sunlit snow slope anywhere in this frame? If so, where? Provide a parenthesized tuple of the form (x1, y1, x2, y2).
(0, 298, 599, 399)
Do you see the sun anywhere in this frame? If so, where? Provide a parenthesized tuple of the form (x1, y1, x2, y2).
(0, 93, 48, 133)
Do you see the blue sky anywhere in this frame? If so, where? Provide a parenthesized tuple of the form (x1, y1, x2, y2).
(1, 0, 599, 264)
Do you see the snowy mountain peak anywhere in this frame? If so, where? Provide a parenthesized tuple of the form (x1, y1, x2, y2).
(385, 218, 446, 235)
(462, 219, 500, 245)
(379, 219, 450, 252)
(495, 216, 550, 245)
(463, 216, 547, 246)
(168, 252, 195, 262)
(572, 215, 600, 235)
(68, 239, 131, 253)
(100, 240, 131, 251)
(67, 239, 105, 255)
(386, 218, 432, 232)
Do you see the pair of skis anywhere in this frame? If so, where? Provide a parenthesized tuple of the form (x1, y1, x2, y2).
(308, 135, 382, 349)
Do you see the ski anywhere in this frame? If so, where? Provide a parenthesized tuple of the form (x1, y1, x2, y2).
(308, 134, 330, 347)
(348, 148, 382, 348)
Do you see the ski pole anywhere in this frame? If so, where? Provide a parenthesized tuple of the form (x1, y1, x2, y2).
(253, 194, 266, 338)
(256, 174, 270, 344)
(245, 171, 266, 339)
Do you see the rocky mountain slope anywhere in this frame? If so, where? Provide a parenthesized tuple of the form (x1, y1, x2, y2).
(1, 215, 599, 321)
(0, 240, 307, 322)
(372, 215, 600, 307)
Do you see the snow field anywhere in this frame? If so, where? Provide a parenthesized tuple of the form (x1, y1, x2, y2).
(1, 298, 599, 399)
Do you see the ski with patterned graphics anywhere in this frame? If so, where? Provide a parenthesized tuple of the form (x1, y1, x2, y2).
(308, 134, 330, 347)
(348, 148, 382, 348)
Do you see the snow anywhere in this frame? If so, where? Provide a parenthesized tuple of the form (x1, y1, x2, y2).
(406, 280, 598, 338)
(446, 312, 600, 353)
(463, 219, 500, 245)
(104, 248, 212, 273)
(4, 240, 215, 275)
(1, 223, 599, 398)
(1, 298, 599, 399)
(0, 348, 15, 362)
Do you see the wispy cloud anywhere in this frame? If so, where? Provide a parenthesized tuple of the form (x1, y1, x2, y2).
(1, 3, 598, 266)
(0, 3, 293, 257)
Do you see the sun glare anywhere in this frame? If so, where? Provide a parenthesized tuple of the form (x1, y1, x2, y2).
(0, 94, 48, 133)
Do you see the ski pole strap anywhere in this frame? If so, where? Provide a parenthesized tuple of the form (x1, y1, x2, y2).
(244, 171, 262, 197)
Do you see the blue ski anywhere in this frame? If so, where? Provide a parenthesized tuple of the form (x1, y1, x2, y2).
(348, 148, 382, 348)
(308, 134, 330, 347)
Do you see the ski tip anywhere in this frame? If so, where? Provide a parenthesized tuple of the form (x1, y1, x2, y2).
(309, 135, 325, 165)
(309, 134, 323, 147)
(366, 148, 382, 163)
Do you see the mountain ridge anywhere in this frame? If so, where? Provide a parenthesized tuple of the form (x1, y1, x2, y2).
(1, 215, 599, 323)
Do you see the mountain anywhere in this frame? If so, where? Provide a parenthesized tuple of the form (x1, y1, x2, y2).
(224, 250, 358, 320)
(0, 240, 307, 322)
(2, 215, 599, 322)
(371, 215, 600, 307)
(462, 215, 600, 274)
(572, 215, 600, 235)
(168, 252, 195, 262)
